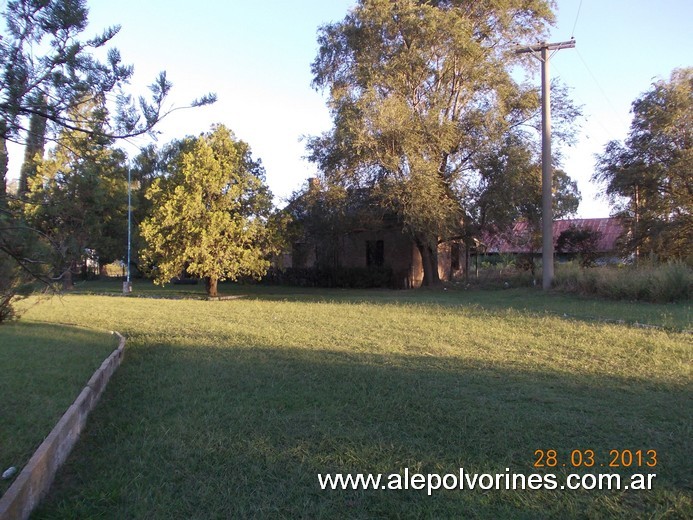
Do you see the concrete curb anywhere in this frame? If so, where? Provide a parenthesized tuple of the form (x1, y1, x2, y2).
(0, 331, 126, 520)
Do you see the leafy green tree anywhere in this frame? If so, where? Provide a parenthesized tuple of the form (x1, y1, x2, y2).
(556, 225, 602, 267)
(25, 101, 128, 289)
(0, 0, 214, 322)
(124, 141, 189, 274)
(594, 67, 692, 262)
(308, 0, 563, 285)
(472, 133, 580, 232)
(18, 98, 48, 196)
(141, 125, 274, 297)
(470, 132, 580, 274)
(0, 128, 7, 197)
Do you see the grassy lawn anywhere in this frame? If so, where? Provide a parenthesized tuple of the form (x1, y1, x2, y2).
(74, 279, 691, 331)
(0, 323, 118, 496)
(7, 286, 692, 518)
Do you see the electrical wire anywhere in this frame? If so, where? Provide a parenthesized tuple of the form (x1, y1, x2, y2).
(575, 47, 629, 130)
(571, 0, 584, 39)
(551, 58, 622, 144)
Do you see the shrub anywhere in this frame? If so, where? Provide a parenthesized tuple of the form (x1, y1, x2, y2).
(556, 226, 602, 267)
(263, 267, 394, 289)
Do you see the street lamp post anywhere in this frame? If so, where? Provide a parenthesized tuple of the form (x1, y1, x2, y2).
(123, 164, 133, 294)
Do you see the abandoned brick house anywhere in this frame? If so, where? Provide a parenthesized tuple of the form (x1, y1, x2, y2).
(288, 222, 432, 288)
(281, 180, 623, 288)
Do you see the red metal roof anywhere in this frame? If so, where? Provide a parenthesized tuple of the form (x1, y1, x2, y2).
(482, 218, 624, 254)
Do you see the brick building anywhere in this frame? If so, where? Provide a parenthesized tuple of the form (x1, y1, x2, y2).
(283, 180, 623, 287)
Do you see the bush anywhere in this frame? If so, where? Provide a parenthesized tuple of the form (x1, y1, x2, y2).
(457, 268, 537, 289)
(263, 267, 394, 289)
(554, 262, 691, 303)
(0, 259, 40, 324)
(556, 226, 602, 267)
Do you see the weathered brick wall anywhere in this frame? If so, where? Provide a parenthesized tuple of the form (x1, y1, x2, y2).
(290, 229, 462, 288)
(338, 229, 423, 288)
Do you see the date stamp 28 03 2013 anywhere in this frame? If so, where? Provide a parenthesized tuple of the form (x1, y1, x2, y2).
(533, 449, 657, 469)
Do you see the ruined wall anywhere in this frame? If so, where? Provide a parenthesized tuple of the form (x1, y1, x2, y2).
(437, 241, 464, 282)
(289, 229, 453, 288)
(338, 229, 423, 288)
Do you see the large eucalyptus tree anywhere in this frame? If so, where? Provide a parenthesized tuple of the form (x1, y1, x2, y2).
(308, 0, 559, 284)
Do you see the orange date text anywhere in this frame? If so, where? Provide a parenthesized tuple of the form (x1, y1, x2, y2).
(533, 449, 657, 469)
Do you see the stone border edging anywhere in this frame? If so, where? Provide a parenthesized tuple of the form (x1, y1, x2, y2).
(0, 331, 126, 520)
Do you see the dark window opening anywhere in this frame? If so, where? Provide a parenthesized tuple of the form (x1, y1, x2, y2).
(451, 242, 461, 271)
(366, 240, 384, 268)
(292, 242, 309, 268)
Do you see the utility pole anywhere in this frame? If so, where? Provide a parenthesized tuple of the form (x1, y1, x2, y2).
(634, 184, 640, 264)
(515, 39, 575, 290)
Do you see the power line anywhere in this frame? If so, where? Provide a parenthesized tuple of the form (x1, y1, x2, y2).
(550, 58, 622, 144)
(575, 48, 629, 130)
(571, 0, 585, 39)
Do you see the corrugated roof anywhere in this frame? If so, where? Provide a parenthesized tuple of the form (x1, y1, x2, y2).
(482, 218, 624, 254)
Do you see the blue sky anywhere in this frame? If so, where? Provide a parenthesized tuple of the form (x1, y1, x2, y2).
(6, 0, 692, 217)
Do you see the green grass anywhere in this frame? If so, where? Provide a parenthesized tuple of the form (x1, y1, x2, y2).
(0, 323, 118, 496)
(74, 279, 691, 331)
(7, 287, 693, 518)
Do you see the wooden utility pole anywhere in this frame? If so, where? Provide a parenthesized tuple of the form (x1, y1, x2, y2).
(515, 39, 575, 290)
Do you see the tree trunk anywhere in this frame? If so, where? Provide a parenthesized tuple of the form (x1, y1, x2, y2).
(417, 241, 440, 287)
(19, 98, 47, 196)
(205, 276, 218, 298)
(62, 268, 74, 291)
(0, 126, 8, 200)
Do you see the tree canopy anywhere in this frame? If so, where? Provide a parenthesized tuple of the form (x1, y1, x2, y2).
(308, 0, 578, 284)
(0, 0, 215, 322)
(140, 125, 274, 297)
(594, 67, 692, 262)
(24, 100, 128, 288)
(471, 132, 580, 234)
(0, 0, 215, 146)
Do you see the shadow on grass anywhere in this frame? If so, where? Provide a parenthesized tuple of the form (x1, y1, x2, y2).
(34, 341, 692, 519)
(0, 322, 117, 497)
